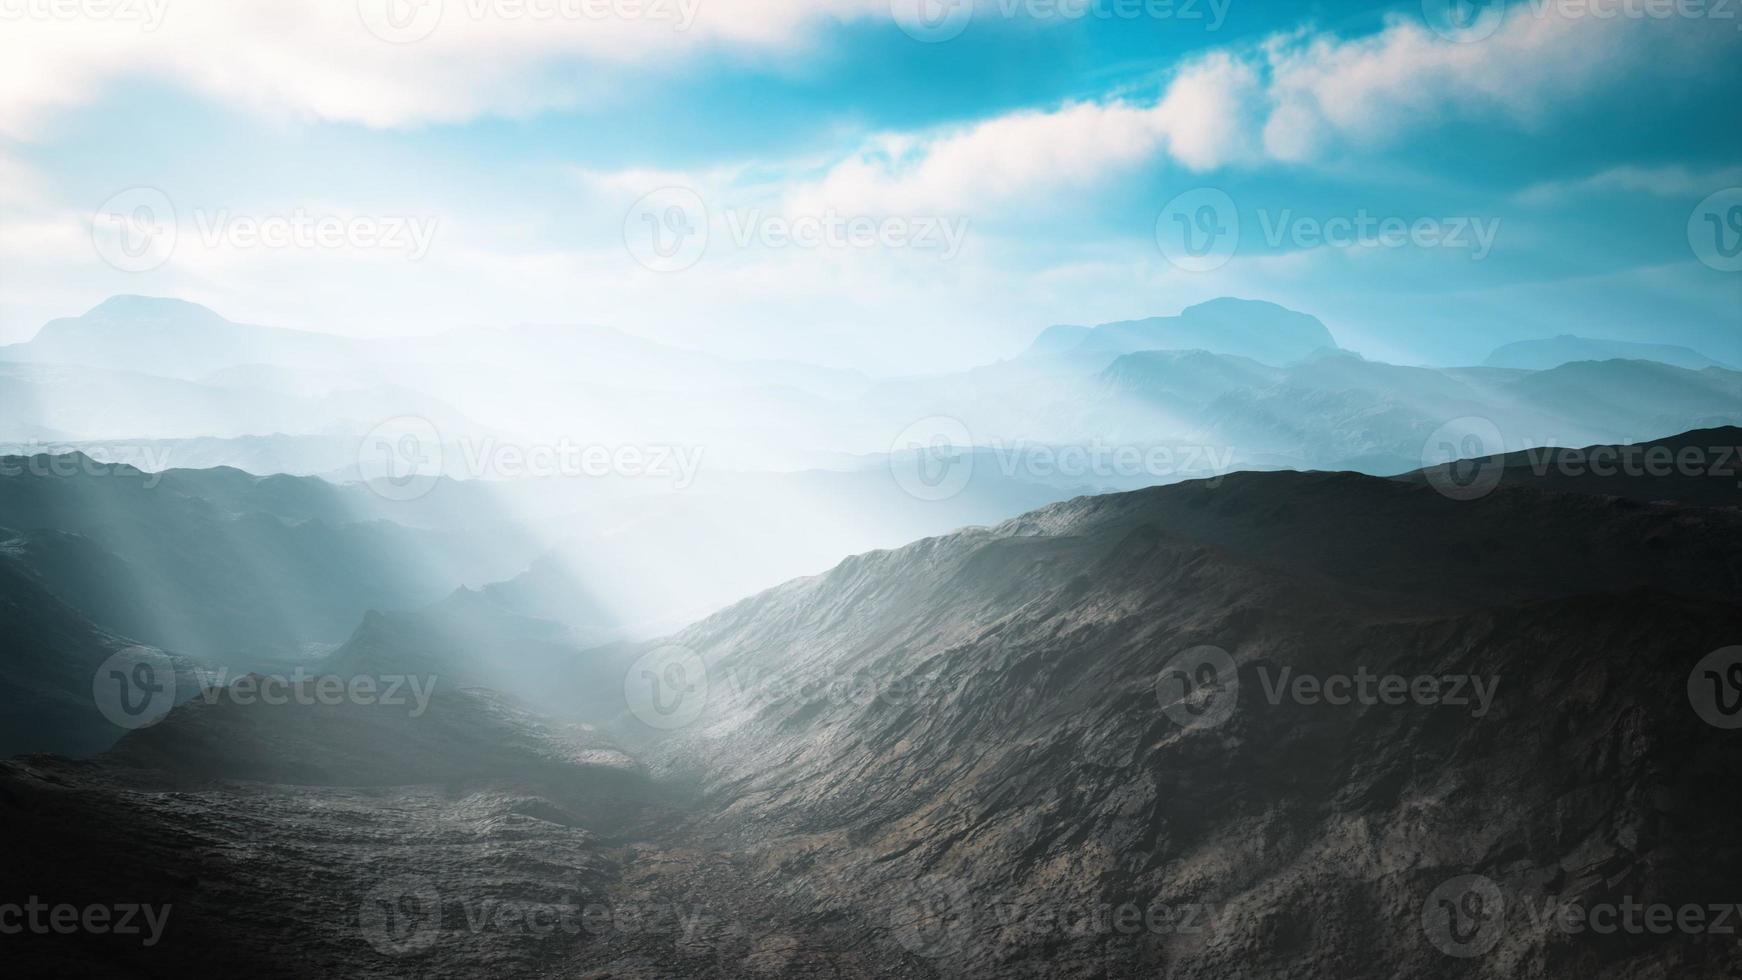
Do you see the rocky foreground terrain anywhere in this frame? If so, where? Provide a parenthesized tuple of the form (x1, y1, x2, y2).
(3, 431, 1739, 978)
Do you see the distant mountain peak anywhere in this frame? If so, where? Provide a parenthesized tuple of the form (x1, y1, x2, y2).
(1484, 334, 1729, 371)
(1022, 297, 1339, 367)
(86, 294, 228, 322)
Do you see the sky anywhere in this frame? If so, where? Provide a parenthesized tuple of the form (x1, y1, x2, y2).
(0, 0, 1738, 372)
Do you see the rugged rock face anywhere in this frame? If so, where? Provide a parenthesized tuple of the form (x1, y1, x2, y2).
(596, 469, 1741, 978)
(3, 440, 1739, 977)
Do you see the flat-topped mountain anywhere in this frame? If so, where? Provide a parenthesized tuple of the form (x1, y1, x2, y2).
(1028, 298, 1340, 366)
(1485, 334, 1731, 372)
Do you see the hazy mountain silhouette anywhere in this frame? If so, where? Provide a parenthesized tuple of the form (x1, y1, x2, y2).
(1026, 298, 1340, 367)
(1485, 334, 1731, 371)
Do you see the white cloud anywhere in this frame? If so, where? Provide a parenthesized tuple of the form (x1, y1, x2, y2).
(784, 7, 1731, 216)
(1259, 11, 1650, 162)
(787, 52, 1262, 216)
(1515, 165, 1742, 205)
(0, 0, 883, 137)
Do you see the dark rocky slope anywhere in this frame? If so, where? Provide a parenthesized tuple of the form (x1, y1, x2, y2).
(4, 440, 1739, 977)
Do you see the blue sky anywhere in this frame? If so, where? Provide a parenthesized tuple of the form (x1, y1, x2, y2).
(0, 0, 1738, 371)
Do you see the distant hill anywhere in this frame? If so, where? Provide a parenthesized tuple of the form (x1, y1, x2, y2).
(0, 296, 354, 379)
(1399, 425, 1742, 509)
(1484, 334, 1730, 371)
(0, 454, 543, 664)
(1027, 297, 1340, 367)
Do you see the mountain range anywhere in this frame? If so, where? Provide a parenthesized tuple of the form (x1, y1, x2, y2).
(3, 428, 1736, 977)
(6, 297, 1737, 481)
